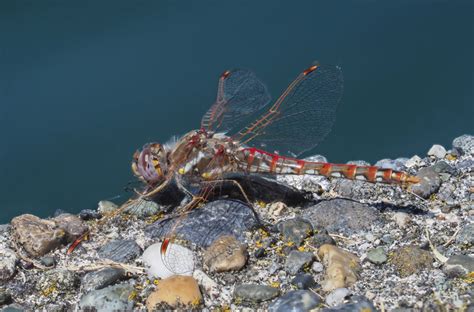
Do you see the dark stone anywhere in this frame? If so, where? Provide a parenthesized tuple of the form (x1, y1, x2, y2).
(277, 218, 313, 246)
(40, 256, 55, 267)
(291, 273, 317, 290)
(322, 295, 377, 312)
(312, 232, 336, 248)
(78, 283, 135, 311)
(456, 224, 474, 247)
(411, 167, 441, 199)
(268, 290, 321, 312)
(145, 200, 260, 248)
(81, 267, 128, 293)
(78, 209, 102, 221)
(98, 240, 142, 263)
(0, 290, 12, 306)
(233, 284, 279, 303)
(305, 199, 382, 236)
(443, 255, 474, 278)
(431, 161, 456, 175)
(285, 251, 314, 275)
(254, 248, 266, 258)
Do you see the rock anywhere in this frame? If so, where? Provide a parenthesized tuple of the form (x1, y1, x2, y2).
(455, 223, 474, 247)
(97, 200, 118, 214)
(53, 213, 88, 242)
(193, 269, 219, 298)
(452, 134, 474, 156)
(318, 244, 361, 292)
(203, 235, 247, 273)
(312, 261, 324, 273)
(375, 158, 408, 171)
(81, 267, 127, 293)
(346, 160, 371, 166)
(39, 256, 55, 268)
(0, 247, 17, 281)
(0, 304, 26, 312)
(411, 167, 441, 198)
(78, 209, 102, 220)
(431, 161, 456, 175)
(291, 273, 317, 290)
(254, 248, 266, 258)
(285, 250, 314, 275)
(391, 245, 433, 277)
(268, 290, 321, 312)
(405, 155, 423, 168)
(35, 269, 79, 295)
(443, 255, 474, 278)
(145, 200, 260, 248)
(267, 202, 287, 217)
(11, 214, 66, 257)
(146, 275, 202, 309)
(323, 295, 377, 311)
(427, 144, 447, 158)
(123, 198, 161, 218)
(306, 154, 328, 162)
(305, 199, 382, 235)
(98, 239, 142, 263)
(367, 247, 387, 264)
(326, 288, 350, 307)
(0, 290, 12, 306)
(142, 242, 194, 279)
(78, 283, 135, 312)
(456, 158, 474, 170)
(312, 229, 336, 248)
(277, 218, 313, 246)
(233, 284, 279, 303)
(392, 212, 411, 229)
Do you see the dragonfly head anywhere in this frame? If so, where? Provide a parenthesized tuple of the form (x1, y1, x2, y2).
(132, 143, 168, 185)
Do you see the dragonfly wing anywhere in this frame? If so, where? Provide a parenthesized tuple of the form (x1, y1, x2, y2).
(235, 65, 343, 157)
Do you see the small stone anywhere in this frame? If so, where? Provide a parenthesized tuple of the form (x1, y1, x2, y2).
(254, 248, 266, 258)
(367, 247, 387, 264)
(318, 244, 361, 292)
(268, 202, 287, 217)
(346, 160, 371, 166)
(0, 247, 17, 281)
(291, 273, 317, 290)
(98, 240, 142, 263)
(146, 275, 202, 309)
(203, 235, 247, 273)
(233, 284, 279, 303)
(123, 198, 161, 218)
(40, 256, 55, 267)
(375, 158, 408, 171)
(325, 295, 377, 311)
(81, 267, 127, 293)
(0, 290, 13, 306)
(427, 144, 447, 158)
(452, 134, 474, 156)
(326, 288, 350, 307)
(0, 303, 26, 311)
(53, 213, 88, 242)
(391, 245, 433, 277)
(305, 154, 328, 162)
(35, 269, 80, 293)
(97, 200, 118, 214)
(193, 269, 219, 298)
(405, 155, 423, 168)
(431, 161, 456, 174)
(78, 283, 135, 312)
(268, 290, 321, 312)
(312, 229, 336, 248)
(411, 167, 441, 198)
(311, 261, 324, 273)
(285, 250, 314, 275)
(443, 255, 474, 278)
(277, 218, 313, 246)
(455, 223, 474, 247)
(78, 209, 102, 220)
(142, 242, 194, 279)
(393, 212, 410, 229)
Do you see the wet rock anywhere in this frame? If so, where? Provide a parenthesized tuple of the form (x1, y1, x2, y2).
(291, 273, 317, 290)
(0, 290, 12, 306)
(146, 275, 202, 309)
(233, 284, 279, 303)
(123, 198, 161, 218)
(81, 267, 127, 293)
(285, 250, 314, 275)
(39, 256, 55, 268)
(97, 200, 118, 214)
(452, 134, 474, 156)
(323, 295, 377, 312)
(35, 269, 79, 294)
(367, 247, 387, 264)
(455, 223, 474, 247)
(98, 239, 142, 263)
(11, 214, 66, 257)
(268, 290, 321, 312)
(0, 247, 17, 281)
(375, 158, 408, 171)
(53, 213, 88, 242)
(78, 209, 102, 221)
(142, 242, 194, 279)
(78, 283, 135, 312)
(145, 200, 260, 248)
(391, 245, 433, 277)
(443, 255, 474, 278)
(411, 167, 441, 198)
(203, 235, 247, 273)
(318, 244, 361, 292)
(427, 144, 447, 158)
(305, 199, 382, 236)
(277, 218, 313, 246)
(326, 288, 350, 307)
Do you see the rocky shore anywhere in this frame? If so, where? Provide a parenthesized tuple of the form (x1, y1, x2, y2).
(0, 134, 473, 311)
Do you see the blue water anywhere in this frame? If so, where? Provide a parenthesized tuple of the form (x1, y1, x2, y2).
(0, 1, 473, 223)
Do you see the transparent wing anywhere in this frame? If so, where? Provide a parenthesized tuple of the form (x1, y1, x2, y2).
(201, 69, 271, 133)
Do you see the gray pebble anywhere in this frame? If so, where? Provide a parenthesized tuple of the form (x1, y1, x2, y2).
(81, 267, 127, 293)
(443, 255, 474, 278)
(233, 284, 279, 303)
(269, 290, 321, 312)
(427, 144, 447, 159)
(291, 273, 317, 290)
(367, 247, 387, 264)
(277, 218, 313, 246)
(98, 240, 142, 263)
(326, 288, 350, 307)
(455, 223, 474, 247)
(411, 166, 441, 198)
(452, 134, 474, 156)
(285, 251, 314, 275)
(78, 283, 135, 312)
(40, 256, 55, 268)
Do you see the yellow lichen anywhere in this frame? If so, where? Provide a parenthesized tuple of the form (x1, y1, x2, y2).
(256, 200, 267, 208)
(128, 290, 138, 301)
(41, 283, 57, 297)
(463, 272, 474, 284)
(191, 297, 202, 307)
(286, 241, 295, 247)
(270, 281, 280, 288)
(255, 241, 263, 248)
(446, 154, 457, 161)
(153, 279, 160, 285)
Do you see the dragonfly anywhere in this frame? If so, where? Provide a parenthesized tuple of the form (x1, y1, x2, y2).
(130, 63, 420, 262)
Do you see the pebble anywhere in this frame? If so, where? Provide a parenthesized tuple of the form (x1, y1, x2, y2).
(123, 198, 161, 218)
(318, 244, 361, 292)
(455, 223, 474, 247)
(53, 213, 89, 242)
(347, 160, 371, 166)
(0, 290, 12, 306)
(323, 295, 377, 311)
(405, 155, 423, 168)
(78, 283, 135, 312)
(443, 255, 474, 278)
(268, 290, 321, 312)
(452, 134, 474, 156)
(233, 284, 279, 303)
(267, 202, 287, 217)
(142, 242, 194, 279)
(391, 245, 433, 277)
(393, 212, 411, 229)
(0, 304, 26, 312)
(203, 235, 248, 272)
(98, 239, 142, 263)
(427, 144, 447, 158)
(0, 247, 17, 281)
(411, 166, 441, 198)
(366, 247, 387, 264)
(254, 247, 266, 258)
(78, 209, 102, 220)
(39, 256, 55, 268)
(193, 269, 219, 298)
(431, 160, 456, 174)
(326, 288, 350, 307)
(311, 229, 336, 248)
(277, 218, 313, 246)
(285, 250, 314, 275)
(35, 269, 79, 293)
(305, 154, 328, 162)
(97, 200, 118, 214)
(81, 267, 127, 293)
(11, 214, 66, 257)
(291, 273, 317, 290)
(311, 261, 324, 273)
(146, 275, 202, 309)
(374, 158, 408, 171)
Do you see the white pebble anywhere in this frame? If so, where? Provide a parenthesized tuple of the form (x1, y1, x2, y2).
(311, 261, 324, 273)
(393, 212, 410, 229)
(427, 144, 447, 159)
(326, 288, 350, 307)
